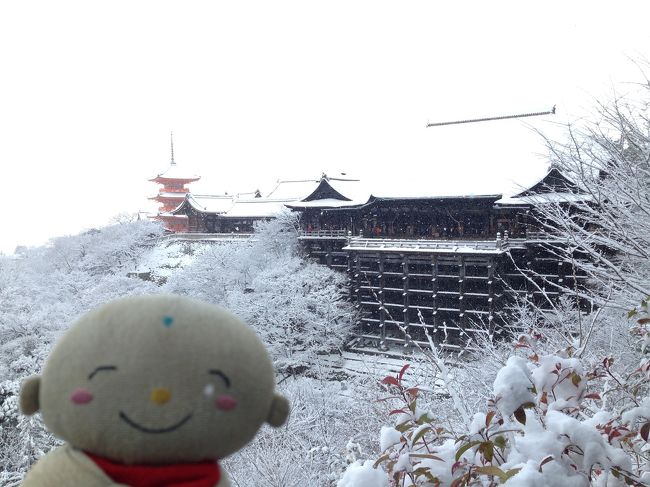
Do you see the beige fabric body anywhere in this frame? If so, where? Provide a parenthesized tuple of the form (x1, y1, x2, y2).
(21, 445, 230, 487)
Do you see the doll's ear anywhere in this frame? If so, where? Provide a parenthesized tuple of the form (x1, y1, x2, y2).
(20, 375, 41, 415)
(266, 393, 289, 427)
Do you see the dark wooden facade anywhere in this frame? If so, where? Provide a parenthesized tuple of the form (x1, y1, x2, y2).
(166, 170, 586, 352)
(296, 170, 587, 352)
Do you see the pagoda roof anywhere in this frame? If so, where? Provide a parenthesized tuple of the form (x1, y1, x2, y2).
(149, 192, 188, 199)
(150, 163, 200, 182)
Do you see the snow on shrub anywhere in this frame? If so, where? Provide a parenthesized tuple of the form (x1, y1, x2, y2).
(344, 311, 650, 486)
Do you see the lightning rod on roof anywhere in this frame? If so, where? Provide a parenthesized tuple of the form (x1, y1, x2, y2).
(426, 105, 556, 127)
(170, 131, 176, 165)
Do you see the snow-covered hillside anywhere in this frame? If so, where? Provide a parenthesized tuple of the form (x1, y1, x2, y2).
(2, 209, 649, 486)
(0, 217, 386, 486)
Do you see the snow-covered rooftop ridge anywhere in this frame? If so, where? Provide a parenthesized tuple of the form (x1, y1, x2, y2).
(183, 194, 234, 213)
(224, 198, 293, 218)
(265, 174, 369, 203)
(371, 194, 502, 201)
(286, 198, 366, 209)
(173, 191, 300, 217)
(496, 192, 593, 206)
(150, 191, 188, 199)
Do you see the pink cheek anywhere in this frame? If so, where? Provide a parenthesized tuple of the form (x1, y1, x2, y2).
(215, 394, 238, 411)
(70, 388, 94, 405)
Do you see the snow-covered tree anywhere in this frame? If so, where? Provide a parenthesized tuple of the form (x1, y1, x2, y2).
(339, 81, 650, 486)
(529, 80, 650, 310)
(165, 211, 356, 373)
(0, 220, 164, 483)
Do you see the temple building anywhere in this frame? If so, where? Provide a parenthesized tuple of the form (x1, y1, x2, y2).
(170, 175, 367, 233)
(147, 163, 589, 352)
(148, 136, 200, 232)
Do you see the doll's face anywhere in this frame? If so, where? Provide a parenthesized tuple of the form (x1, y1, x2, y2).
(39, 295, 277, 464)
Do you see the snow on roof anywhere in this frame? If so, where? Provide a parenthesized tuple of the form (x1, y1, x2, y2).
(155, 212, 188, 219)
(223, 198, 292, 218)
(265, 179, 321, 200)
(372, 194, 502, 201)
(153, 192, 187, 199)
(495, 192, 592, 206)
(185, 194, 234, 213)
(265, 175, 370, 202)
(320, 177, 371, 203)
(285, 198, 365, 209)
(151, 163, 200, 182)
(363, 162, 555, 200)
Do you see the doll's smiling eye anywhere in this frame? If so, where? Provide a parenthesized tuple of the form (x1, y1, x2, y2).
(208, 369, 230, 388)
(88, 366, 117, 380)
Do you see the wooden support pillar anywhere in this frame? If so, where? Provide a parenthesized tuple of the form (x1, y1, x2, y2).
(346, 249, 354, 302)
(431, 255, 438, 334)
(325, 241, 333, 267)
(458, 256, 466, 331)
(354, 254, 362, 309)
(402, 254, 410, 334)
(487, 256, 495, 335)
(378, 253, 386, 344)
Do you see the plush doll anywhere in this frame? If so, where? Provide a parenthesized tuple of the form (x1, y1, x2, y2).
(19, 294, 290, 487)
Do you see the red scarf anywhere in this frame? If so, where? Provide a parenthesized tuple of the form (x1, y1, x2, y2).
(86, 452, 221, 487)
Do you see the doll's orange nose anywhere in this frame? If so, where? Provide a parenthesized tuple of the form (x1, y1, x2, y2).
(150, 388, 171, 405)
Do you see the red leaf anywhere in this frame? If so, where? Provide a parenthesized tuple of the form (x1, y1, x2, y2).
(514, 406, 526, 425)
(538, 455, 554, 472)
(485, 410, 496, 427)
(398, 364, 410, 380)
(389, 409, 407, 416)
(451, 460, 463, 474)
(584, 392, 601, 400)
(382, 376, 399, 386)
(609, 430, 622, 440)
(640, 422, 650, 442)
(406, 387, 419, 397)
(540, 392, 548, 405)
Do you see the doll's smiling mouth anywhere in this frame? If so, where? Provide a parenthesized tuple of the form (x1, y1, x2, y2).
(119, 411, 193, 434)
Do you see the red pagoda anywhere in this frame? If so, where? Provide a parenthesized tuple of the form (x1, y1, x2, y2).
(149, 134, 200, 232)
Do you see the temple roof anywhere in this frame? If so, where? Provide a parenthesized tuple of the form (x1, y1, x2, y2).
(285, 198, 366, 209)
(150, 163, 200, 182)
(171, 194, 234, 214)
(150, 192, 188, 199)
(495, 192, 592, 206)
(224, 198, 294, 218)
(513, 167, 579, 197)
(495, 168, 589, 205)
(267, 176, 368, 201)
(165, 167, 587, 217)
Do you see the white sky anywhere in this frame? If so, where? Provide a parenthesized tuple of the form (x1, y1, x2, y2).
(1, 0, 649, 254)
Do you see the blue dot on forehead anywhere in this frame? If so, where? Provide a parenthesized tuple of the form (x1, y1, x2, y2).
(162, 315, 174, 327)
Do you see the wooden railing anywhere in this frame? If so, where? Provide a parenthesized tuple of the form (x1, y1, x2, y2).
(298, 229, 349, 239)
(343, 236, 509, 253)
(157, 232, 254, 242)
